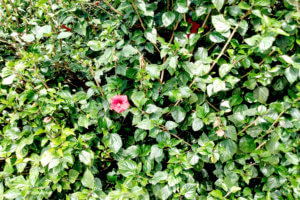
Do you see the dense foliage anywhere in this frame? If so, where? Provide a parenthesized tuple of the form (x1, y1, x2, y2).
(0, 0, 300, 199)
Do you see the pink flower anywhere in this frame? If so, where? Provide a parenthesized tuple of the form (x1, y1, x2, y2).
(110, 95, 130, 113)
(187, 18, 200, 39)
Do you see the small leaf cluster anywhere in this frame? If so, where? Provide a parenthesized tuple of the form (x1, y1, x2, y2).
(0, 0, 299, 199)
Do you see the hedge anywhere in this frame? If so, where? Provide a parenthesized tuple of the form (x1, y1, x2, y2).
(0, 0, 299, 199)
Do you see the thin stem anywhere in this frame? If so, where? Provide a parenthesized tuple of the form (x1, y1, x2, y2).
(89, 65, 105, 97)
(160, 22, 180, 83)
(131, 1, 160, 54)
(172, 9, 252, 107)
(103, 0, 123, 16)
(238, 116, 260, 135)
(161, 125, 192, 147)
(34, 63, 49, 89)
(208, 8, 252, 75)
(206, 99, 220, 112)
(131, 1, 145, 31)
(241, 49, 276, 79)
(256, 98, 299, 150)
(201, 10, 211, 28)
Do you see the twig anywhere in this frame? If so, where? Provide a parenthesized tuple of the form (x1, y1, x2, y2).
(34, 63, 49, 89)
(224, 190, 232, 198)
(208, 8, 252, 75)
(255, 141, 266, 151)
(160, 22, 180, 83)
(8, 0, 19, 27)
(206, 99, 220, 112)
(238, 116, 260, 135)
(256, 98, 299, 150)
(136, 47, 146, 90)
(62, 61, 88, 90)
(88, 65, 104, 97)
(241, 49, 276, 79)
(161, 125, 192, 147)
(103, 0, 123, 16)
(80, 3, 97, 33)
(201, 10, 211, 28)
(168, 22, 179, 45)
(0, 0, 11, 16)
(131, 1, 161, 54)
(131, 1, 145, 31)
(208, 28, 237, 74)
(93, 3, 115, 17)
(170, 9, 252, 108)
(266, 110, 285, 134)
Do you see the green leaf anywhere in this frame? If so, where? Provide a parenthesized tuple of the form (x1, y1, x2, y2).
(22, 34, 35, 42)
(259, 36, 275, 51)
(145, 104, 162, 113)
(29, 167, 39, 186)
(78, 115, 90, 128)
(212, 15, 231, 33)
(154, 185, 172, 200)
(210, 189, 223, 198)
(136, 119, 154, 130)
(57, 32, 73, 39)
(181, 183, 197, 199)
(146, 64, 161, 79)
(266, 135, 279, 154)
(74, 21, 87, 36)
(246, 126, 262, 137)
(87, 40, 102, 51)
(79, 150, 93, 166)
(209, 31, 226, 43)
(285, 152, 299, 165)
(118, 160, 138, 177)
(131, 91, 147, 107)
(69, 169, 79, 184)
(122, 44, 138, 57)
(150, 145, 164, 162)
(284, 67, 298, 84)
(82, 169, 95, 189)
(225, 126, 237, 141)
(239, 136, 256, 153)
(238, 20, 248, 36)
(134, 129, 147, 141)
(108, 133, 122, 153)
(194, 47, 210, 62)
(219, 64, 233, 78)
(144, 28, 157, 44)
(175, 0, 188, 13)
(2, 74, 16, 85)
(0, 182, 3, 200)
(162, 12, 176, 27)
(212, 0, 224, 11)
(3, 189, 21, 199)
(187, 152, 200, 165)
(184, 62, 210, 77)
(192, 118, 204, 131)
(254, 86, 269, 104)
(179, 86, 192, 98)
(230, 186, 241, 193)
(151, 171, 168, 184)
(171, 106, 186, 123)
(166, 121, 178, 130)
(213, 78, 226, 93)
(219, 139, 237, 162)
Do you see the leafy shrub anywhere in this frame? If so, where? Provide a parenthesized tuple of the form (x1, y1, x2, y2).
(0, 0, 299, 199)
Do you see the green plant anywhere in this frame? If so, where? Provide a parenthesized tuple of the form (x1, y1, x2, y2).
(0, 0, 299, 199)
